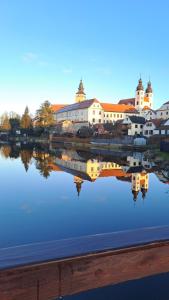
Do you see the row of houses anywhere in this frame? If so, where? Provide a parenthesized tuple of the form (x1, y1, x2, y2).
(120, 115, 169, 137)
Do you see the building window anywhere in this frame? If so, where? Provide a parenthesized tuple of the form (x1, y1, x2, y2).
(92, 118, 95, 123)
(135, 124, 138, 128)
(114, 114, 116, 117)
(99, 111, 101, 115)
(93, 110, 95, 114)
(137, 101, 139, 105)
(117, 114, 119, 118)
(99, 119, 101, 123)
(140, 125, 143, 128)
(110, 114, 112, 117)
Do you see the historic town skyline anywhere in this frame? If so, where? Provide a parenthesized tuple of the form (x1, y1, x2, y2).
(1, 0, 169, 114)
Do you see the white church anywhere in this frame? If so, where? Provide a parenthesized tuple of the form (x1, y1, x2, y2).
(53, 78, 154, 126)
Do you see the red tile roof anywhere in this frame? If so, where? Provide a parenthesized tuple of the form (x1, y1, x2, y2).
(101, 103, 137, 113)
(145, 118, 163, 127)
(118, 98, 135, 106)
(51, 104, 67, 112)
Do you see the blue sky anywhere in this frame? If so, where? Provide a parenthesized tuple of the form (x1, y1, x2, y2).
(0, 0, 169, 115)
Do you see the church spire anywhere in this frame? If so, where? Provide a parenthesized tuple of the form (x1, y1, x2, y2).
(136, 78, 144, 91)
(75, 79, 86, 103)
(77, 79, 85, 95)
(146, 81, 153, 94)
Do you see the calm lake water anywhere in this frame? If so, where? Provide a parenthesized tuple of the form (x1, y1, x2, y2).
(0, 143, 169, 249)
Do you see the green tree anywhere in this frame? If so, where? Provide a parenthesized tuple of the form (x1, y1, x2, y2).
(1, 115, 11, 131)
(36, 101, 55, 127)
(20, 106, 32, 129)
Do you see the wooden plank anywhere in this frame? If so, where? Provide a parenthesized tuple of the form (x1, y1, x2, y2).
(1, 226, 169, 299)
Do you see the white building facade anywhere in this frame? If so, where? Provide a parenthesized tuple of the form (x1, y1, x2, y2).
(122, 116, 145, 136)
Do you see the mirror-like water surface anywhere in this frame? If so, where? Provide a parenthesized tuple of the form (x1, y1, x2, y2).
(0, 143, 169, 248)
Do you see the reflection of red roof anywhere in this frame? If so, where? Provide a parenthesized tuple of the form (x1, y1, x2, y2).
(48, 163, 62, 171)
(51, 104, 67, 112)
(101, 103, 137, 113)
(99, 169, 131, 177)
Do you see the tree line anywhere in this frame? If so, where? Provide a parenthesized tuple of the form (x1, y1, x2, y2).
(0, 101, 55, 133)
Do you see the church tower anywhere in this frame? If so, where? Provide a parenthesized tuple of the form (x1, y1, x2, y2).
(145, 81, 153, 109)
(135, 78, 144, 111)
(75, 79, 86, 103)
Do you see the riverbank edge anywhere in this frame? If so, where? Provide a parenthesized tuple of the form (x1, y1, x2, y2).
(2, 136, 160, 151)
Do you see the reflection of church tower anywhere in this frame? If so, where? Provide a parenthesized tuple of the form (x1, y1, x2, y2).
(74, 176, 84, 196)
(131, 173, 149, 200)
(75, 79, 86, 103)
(132, 190, 139, 201)
(141, 187, 148, 199)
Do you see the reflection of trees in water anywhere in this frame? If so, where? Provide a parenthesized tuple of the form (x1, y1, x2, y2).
(0, 145, 12, 158)
(0, 143, 55, 178)
(0, 144, 20, 159)
(20, 150, 33, 172)
(35, 156, 54, 178)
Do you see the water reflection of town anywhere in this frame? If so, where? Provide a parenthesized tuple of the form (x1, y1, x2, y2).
(0, 143, 169, 201)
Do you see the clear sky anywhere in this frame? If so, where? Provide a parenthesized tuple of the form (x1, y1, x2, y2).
(0, 0, 169, 115)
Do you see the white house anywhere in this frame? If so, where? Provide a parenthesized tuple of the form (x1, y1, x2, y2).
(122, 116, 145, 136)
(143, 119, 163, 137)
(156, 118, 169, 135)
(56, 98, 104, 125)
(156, 101, 169, 120)
(141, 107, 157, 120)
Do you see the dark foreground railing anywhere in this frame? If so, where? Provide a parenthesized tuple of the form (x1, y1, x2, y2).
(1, 226, 169, 299)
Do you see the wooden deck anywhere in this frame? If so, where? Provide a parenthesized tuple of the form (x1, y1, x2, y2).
(1, 226, 169, 299)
